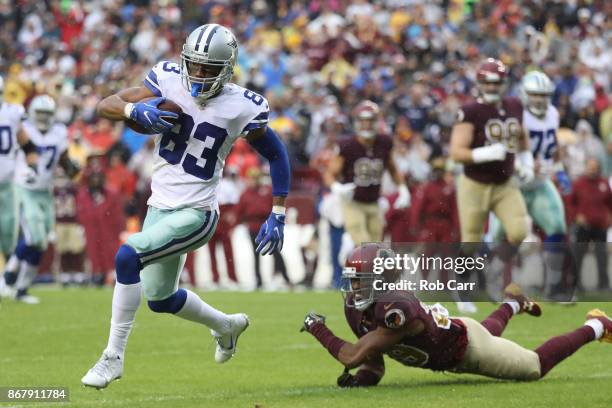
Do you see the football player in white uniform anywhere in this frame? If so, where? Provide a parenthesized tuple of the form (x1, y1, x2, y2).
(0, 75, 38, 296)
(489, 71, 570, 297)
(81, 24, 290, 389)
(2, 95, 78, 304)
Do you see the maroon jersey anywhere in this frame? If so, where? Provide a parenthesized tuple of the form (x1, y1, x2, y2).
(344, 291, 467, 371)
(338, 135, 393, 203)
(54, 181, 78, 223)
(458, 97, 523, 184)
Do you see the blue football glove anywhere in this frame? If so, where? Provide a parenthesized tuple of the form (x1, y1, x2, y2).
(255, 212, 285, 255)
(129, 97, 178, 133)
(555, 170, 571, 194)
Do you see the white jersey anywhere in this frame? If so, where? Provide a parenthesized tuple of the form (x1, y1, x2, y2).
(523, 105, 560, 183)
(15, 121, 68, 191)
(143, 60, 269, 209)
(0, 102, 26, 183)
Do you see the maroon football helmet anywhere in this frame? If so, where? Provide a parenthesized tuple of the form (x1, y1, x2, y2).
(353, 100, 380, 140)
(476, 58, 507, 104)
(341, 243, 399, 311)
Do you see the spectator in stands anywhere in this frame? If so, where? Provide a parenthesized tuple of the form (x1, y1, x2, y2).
(570, 158, 612, 290)
(207, 167, 241, 290)
(236, 167, 291, 290)
(76, 168, 125, 286)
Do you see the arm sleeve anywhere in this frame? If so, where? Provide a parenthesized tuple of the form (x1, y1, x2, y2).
(143, 62, 165, 97)
(241, 94, 270, 134)
(248, 127, 291, 197)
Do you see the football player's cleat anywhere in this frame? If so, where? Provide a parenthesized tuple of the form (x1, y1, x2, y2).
(211, 313, 249, 363)
(456, 301, 478, 314)
(15, 294, 40, 304)
(586, 309, 612, 343)
(81, 350, 124, 389)
(504, 283, 541, 316)
(0, 279, 16, 299)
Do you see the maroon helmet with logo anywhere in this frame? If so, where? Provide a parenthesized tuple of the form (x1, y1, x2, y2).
(476, 58, 507, 104)
(341, 243, 399, 311)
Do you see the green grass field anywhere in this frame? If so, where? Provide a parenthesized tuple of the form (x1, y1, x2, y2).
(0, 288, 610, 408)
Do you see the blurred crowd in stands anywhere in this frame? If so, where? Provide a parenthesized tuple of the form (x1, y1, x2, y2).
(1, 0, 610, 288)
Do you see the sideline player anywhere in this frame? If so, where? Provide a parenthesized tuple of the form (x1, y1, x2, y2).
(324, 100, 410, 246)
(489, 71, 571, 298)
(0, 75, 37, 282)
(2, 95, 77, 304)
(302, 244, 611, 386)
(81, 24, 290, 389)
(450, 58, 534, 311)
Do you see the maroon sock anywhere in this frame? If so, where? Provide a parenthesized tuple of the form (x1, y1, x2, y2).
(309, 323, 347, 360)
(480, 303, 514, 336)
(535, 326, 595, 378)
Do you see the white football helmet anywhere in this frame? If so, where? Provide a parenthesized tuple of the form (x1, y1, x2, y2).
(520, 71, 554, 118)
(181, 24, 238, 105)
(28, 95, 56, 133)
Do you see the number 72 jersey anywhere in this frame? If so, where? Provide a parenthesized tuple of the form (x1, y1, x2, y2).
(144, 61, 269, 209)
(523, 104, 560, 180)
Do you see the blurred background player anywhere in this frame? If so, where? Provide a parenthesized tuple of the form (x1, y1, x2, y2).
(2, 95, 78, 304)
(324, 100, 410, 247)
(450, 58, 534, 312)
(489, 71, 572, 299)
(0, 75, 37, 285)
(81, 24, 290, 389)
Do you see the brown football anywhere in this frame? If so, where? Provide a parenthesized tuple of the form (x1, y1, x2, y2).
(125, 97, 182, 134)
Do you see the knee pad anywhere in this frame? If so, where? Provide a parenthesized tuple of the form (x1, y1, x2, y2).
(506, 221, 528, 245)
(115, 244, 142, 284)
(147, 288, 187, 314)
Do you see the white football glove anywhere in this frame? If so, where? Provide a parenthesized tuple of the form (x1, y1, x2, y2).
(393, 184, 411, 209)
(331, 182, 356, 201)
(472, 143, 507, 163)
(24, 165, 38, 184)
(515, 150, 535, 185)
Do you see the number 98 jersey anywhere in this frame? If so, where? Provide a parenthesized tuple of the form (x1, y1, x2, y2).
(143, 60, 269, 210)
(0, 102, 26, 183)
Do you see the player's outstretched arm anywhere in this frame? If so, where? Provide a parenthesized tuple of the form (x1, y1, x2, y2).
(246, 126, 290, 255)
(301, 312, 407, 369)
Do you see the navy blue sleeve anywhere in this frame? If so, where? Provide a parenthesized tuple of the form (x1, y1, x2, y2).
(248, 127, 291, 197)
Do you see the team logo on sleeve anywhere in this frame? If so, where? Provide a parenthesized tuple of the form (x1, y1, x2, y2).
(384, 308, 406, 329)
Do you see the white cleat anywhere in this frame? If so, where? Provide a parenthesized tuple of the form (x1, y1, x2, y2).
(16, 294, 39, 304)
(81, 350, 124, 389)
(456, 301, 478, 314)
(211, 313, 249, 364)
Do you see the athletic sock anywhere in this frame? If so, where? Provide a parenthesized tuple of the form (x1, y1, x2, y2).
(480, 303, 514, 336)
(106, 282, 142, 357)
(16, 261, 38, 293)
(535, 326, 595, 377)
(175, 289, 230, 334)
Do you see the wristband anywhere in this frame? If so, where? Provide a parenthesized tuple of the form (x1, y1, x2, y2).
(272, 205, 286, 216)
(124, 103, 135, 119)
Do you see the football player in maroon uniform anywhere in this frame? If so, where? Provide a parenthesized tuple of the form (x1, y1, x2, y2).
(450, 58, 533, 245)
(302, 244, 612, 386)
(324, 101, 410, 246)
